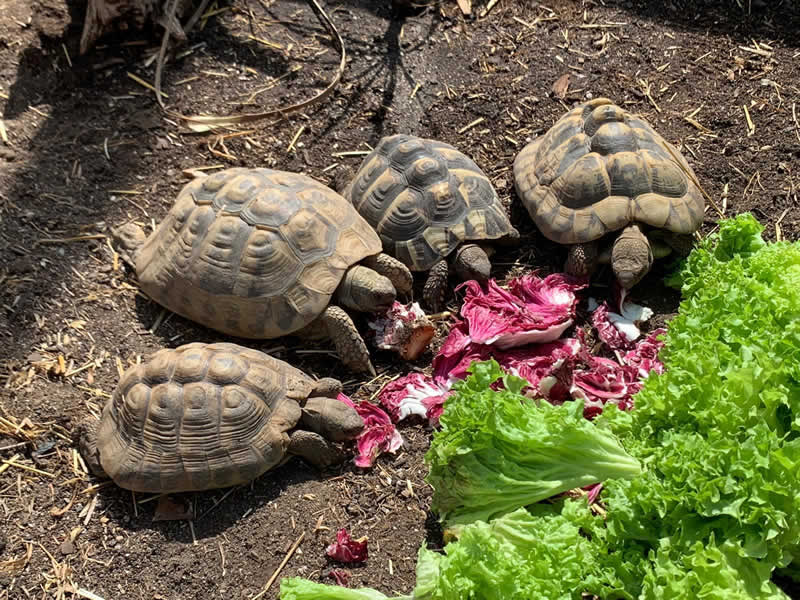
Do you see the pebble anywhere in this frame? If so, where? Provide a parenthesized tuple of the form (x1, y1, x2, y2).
(60, 539, 76, 555)
(0, 146, 16, 161)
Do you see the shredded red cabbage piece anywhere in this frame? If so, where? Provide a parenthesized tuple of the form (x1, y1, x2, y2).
(378, 372, 452, 426)
(592, 302, 635, 351)
(377, 273, 667, 429)
(325, 529, 368, 563)
(501, 338, 582, 403)
(623, 327, 667, 377)
(571, 354, 644, 419)
(337, 393, 403, 468)
(591, 296, 657, 352)
(327, 569, 350, 587)
(367, 301, 435, 360)
(457, 273, 586, 350)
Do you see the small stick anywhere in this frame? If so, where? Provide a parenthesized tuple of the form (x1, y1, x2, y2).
(458, 117, 485, 134)
(792, 102, 800, 143)
(0, 453, 21, 475)
(286, 124, 305, 152)
(251, 531, 306, 600)
(37, 234, 107, 245)
(479, 0, 499, 18)
(62, 43, 73, 68)
(742, 104, 755, 135)
(179, 0, 346, 129)
(1, 457, 56, 478)
(198, 485, 240, 519)
(127, 72, 169, 99)
(331, 150, 371, 157)
(189, 519, 198, 545)
(0, 441, 28, 452)
(76, 589, 107, 600)
(775, 207, 790, 242)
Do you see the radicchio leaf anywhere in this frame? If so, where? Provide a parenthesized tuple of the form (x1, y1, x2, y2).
(457, 273, 586, 350)
(326, 529, 368, 563)
(378, 372, 452, 426)
(337, 394, 403, 468)
(622, 327, 667, 377)
(570, 355, 643, 419)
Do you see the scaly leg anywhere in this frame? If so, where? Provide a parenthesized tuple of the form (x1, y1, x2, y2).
(361, 253, 414, 296)
(319, 305, 376, 376)
(422, 259, 450, 312)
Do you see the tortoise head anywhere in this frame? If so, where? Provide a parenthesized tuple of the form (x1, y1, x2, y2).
(611, 224, 654, 289)
(75, 417, 108, 479)
(111, 222, 147, 269)
(300, 396, 364, 442)
(452, 243, 492, 283)
(335, 264, 396, 313)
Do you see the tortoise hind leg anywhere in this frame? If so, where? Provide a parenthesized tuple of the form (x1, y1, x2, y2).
(287, 430, 345, 469)
(422, 259, 450, 312)
(361, 253, 414, 296)
(318, 305, 376, 377)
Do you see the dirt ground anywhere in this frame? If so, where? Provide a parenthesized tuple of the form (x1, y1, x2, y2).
(1, 0, 799, 598)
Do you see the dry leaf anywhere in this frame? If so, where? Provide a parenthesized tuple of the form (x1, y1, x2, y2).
(552, 73, 570, 99)
(456, 0, 472, 14)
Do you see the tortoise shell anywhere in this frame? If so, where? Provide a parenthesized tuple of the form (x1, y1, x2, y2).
(134, 168, 381, 339)
(343, 134, 516, 272)
(95, 342, 314, 493)
(513, 98, 705, 245)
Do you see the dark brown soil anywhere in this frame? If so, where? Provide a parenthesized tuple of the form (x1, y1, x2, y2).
(1, 0, 799, 598)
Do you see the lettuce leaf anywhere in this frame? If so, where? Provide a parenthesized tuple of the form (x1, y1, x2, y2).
(279, 578, 410, 600)
(597, 212, 800, 583)
(639, 537, 790, 599)
(424, 360, 641, 526)
(414, 501, 637, 600)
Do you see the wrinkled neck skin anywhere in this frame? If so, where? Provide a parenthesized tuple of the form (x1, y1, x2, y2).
(611, 224, 653, 290)
(334, 265, 396, 313)
(452, 243, 492, 283)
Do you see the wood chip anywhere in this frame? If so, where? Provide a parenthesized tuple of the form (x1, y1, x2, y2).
(551, 73, 570, 99)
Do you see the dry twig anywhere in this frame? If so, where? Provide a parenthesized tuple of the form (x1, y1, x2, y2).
(250, 531, 306, 599)
(178, 0, 346, 130)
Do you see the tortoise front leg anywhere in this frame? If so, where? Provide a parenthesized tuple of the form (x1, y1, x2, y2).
(361, 253, 414, 296)
(564, 241, 599, 279)
(319, 305, 376, 377)
(287, 429, 344, 469)
(422, 259, 450, 312)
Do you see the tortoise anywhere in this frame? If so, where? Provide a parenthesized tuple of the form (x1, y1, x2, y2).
(112, 167, 414, 376)
(339, 134, 520, 311)
(78, 342, 364, 493)
(513, 98, 705, 290)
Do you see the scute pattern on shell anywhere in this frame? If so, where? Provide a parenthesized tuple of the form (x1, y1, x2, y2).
(134, 168, 382, 338)
(96, 343, 315, 493)
(345, 134, 515, 271)
(513, 98, 705, 245)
